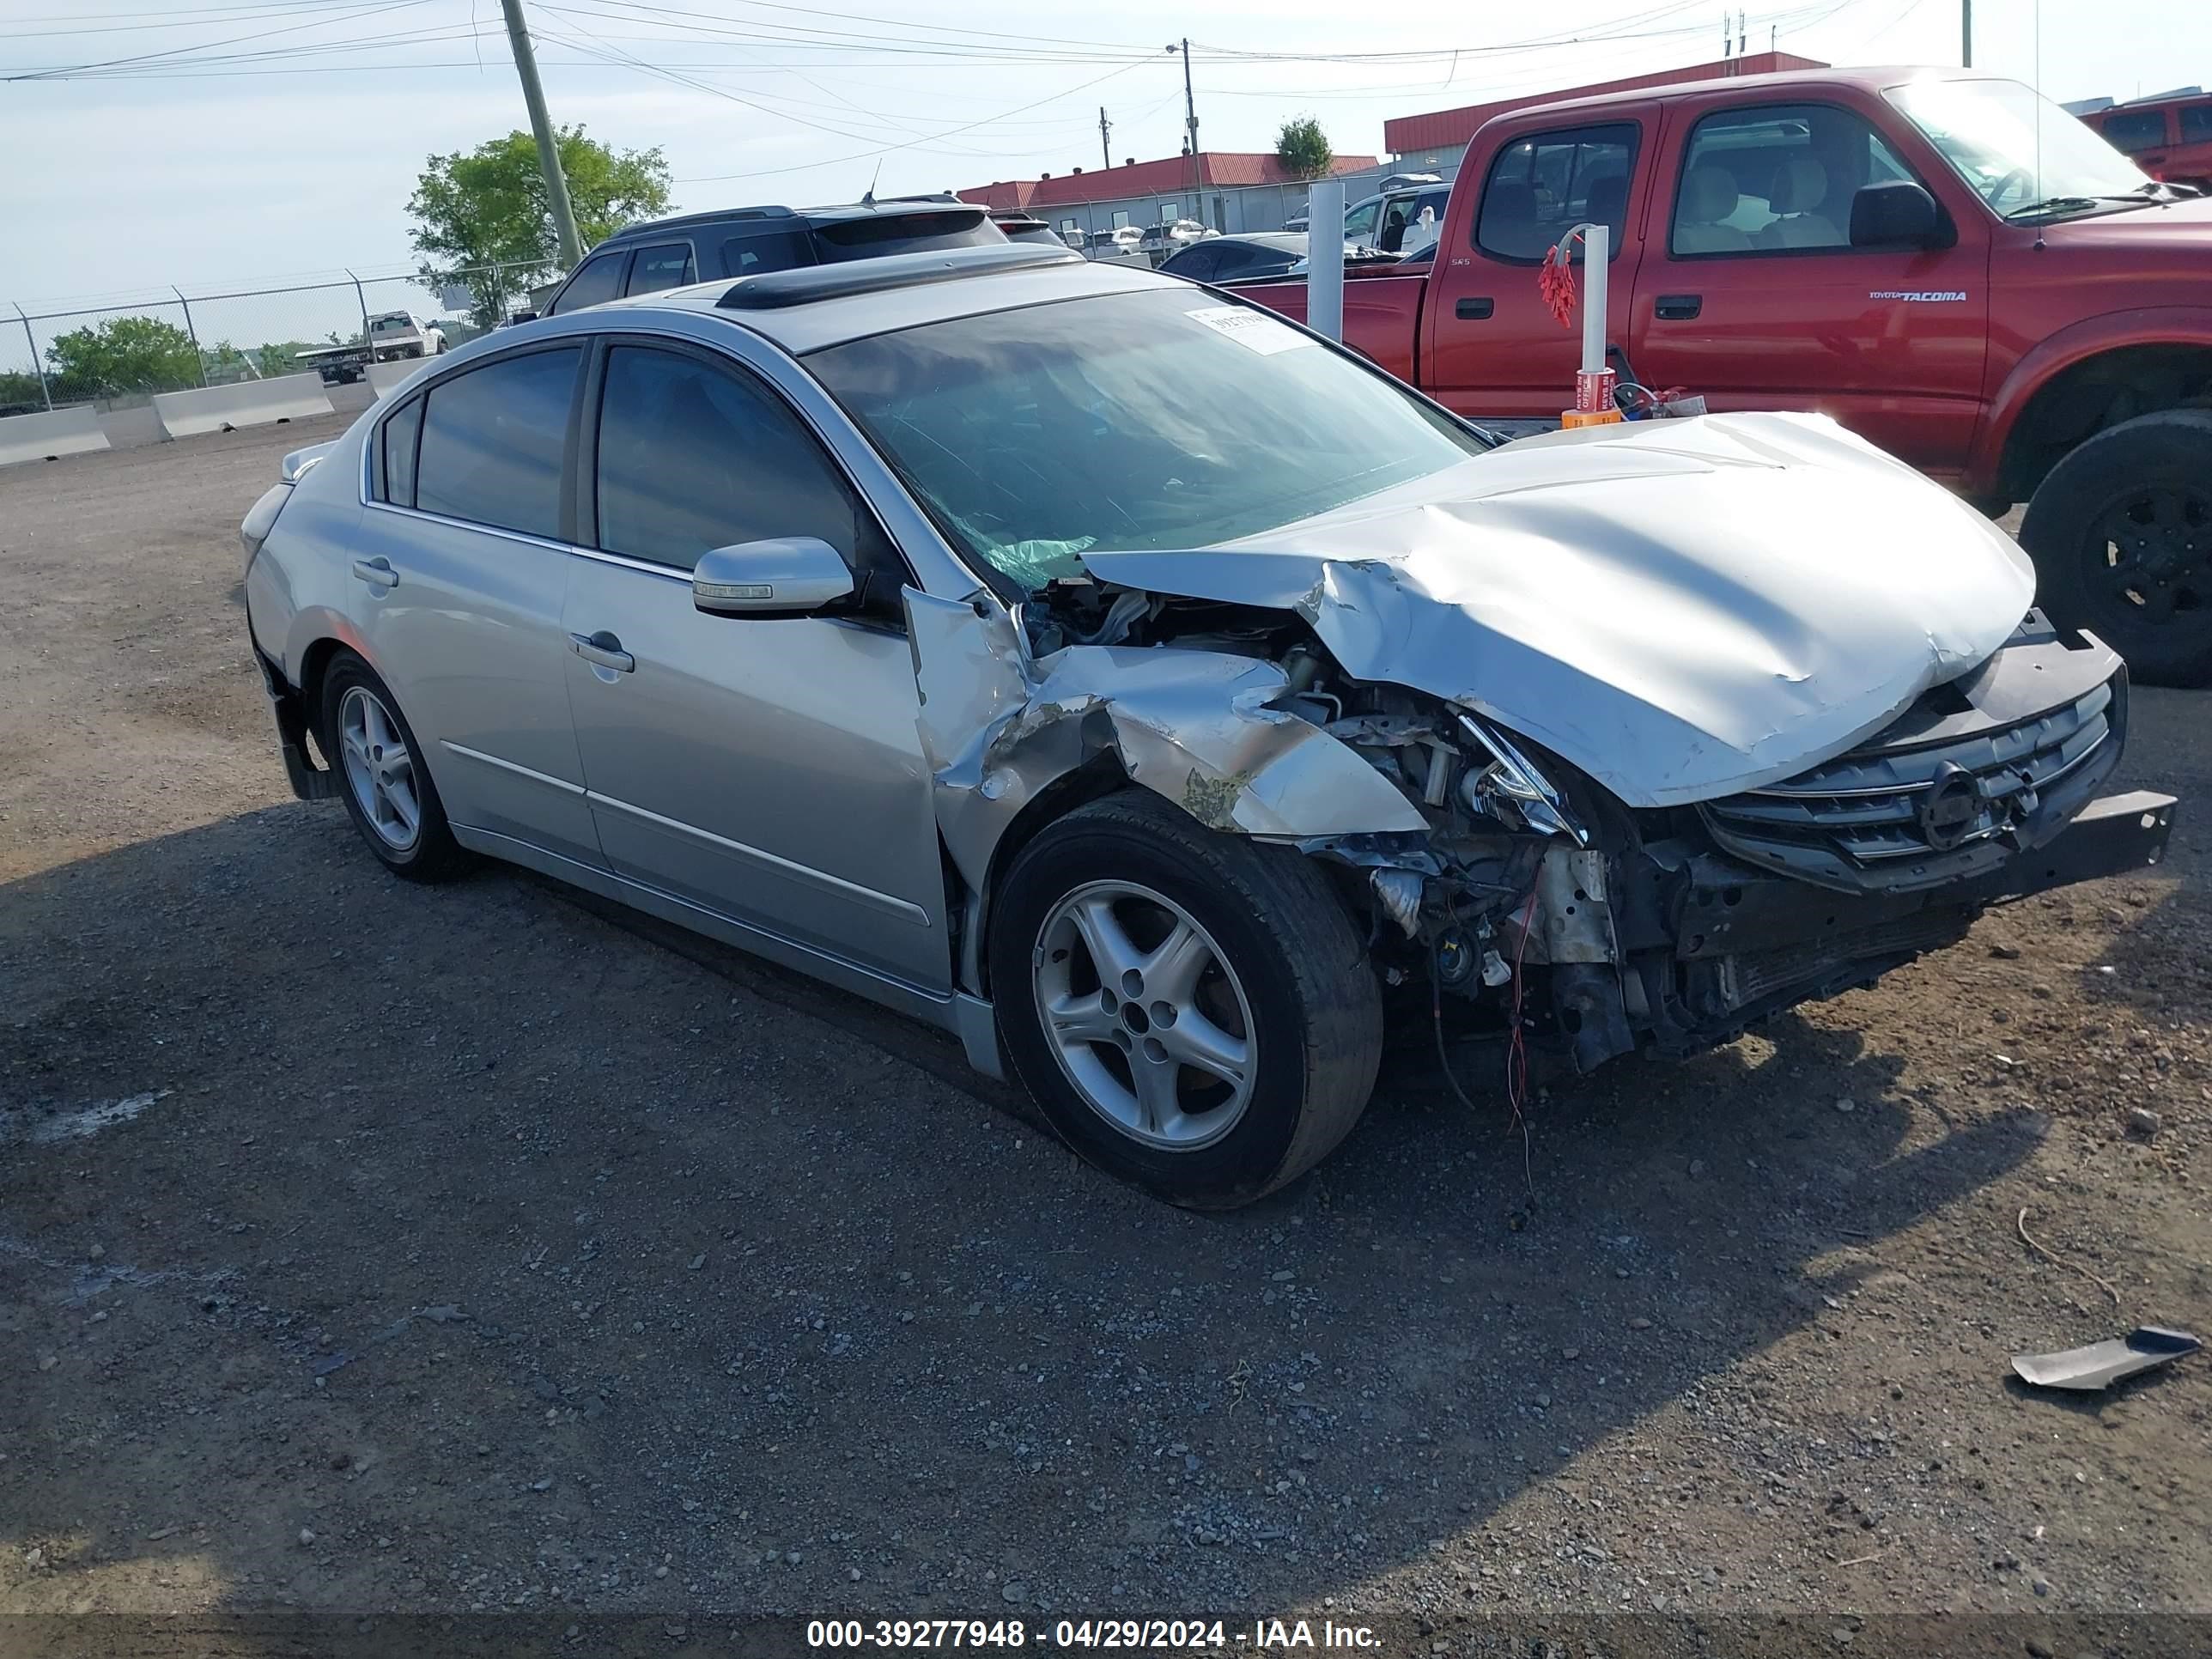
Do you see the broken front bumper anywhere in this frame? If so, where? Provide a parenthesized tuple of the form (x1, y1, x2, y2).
(1654, 789, 2176, 1047)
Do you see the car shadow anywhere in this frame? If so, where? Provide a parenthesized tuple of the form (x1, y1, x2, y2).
(1, 805, 2047, 1626)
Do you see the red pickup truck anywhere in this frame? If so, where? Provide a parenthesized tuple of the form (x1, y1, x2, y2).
(1228, 66, 2212, 684)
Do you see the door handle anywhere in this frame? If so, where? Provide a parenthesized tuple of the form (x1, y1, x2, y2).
(350, 556, 398, 590)
(1455, 296, 1495, 320)
(569, 629, 635, 673)
(1654, 294, 1703, 321)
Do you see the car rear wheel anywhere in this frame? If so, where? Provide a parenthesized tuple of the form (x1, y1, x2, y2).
(988, 792, 1382, 1207)
(319, 652, 470, 882)
(2021, 408, 2212, 687)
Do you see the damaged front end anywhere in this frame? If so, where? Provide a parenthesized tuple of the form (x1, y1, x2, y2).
(917, 572, 2175, 1082)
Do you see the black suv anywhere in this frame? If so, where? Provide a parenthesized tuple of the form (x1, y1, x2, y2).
(528, 197, 1007, 318)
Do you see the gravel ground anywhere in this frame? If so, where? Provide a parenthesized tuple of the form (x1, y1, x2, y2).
(2, 420, 2208, 1648)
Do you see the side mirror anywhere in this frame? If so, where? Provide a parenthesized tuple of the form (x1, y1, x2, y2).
(507, 310, 538, 326)
(1850, 180, 1944, 249)
(692, 537, 854, 617)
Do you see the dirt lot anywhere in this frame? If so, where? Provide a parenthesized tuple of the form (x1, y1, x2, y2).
(2, 420, 2208, 1650)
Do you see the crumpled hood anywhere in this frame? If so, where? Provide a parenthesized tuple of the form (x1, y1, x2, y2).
(1076, 411, 2035, 808)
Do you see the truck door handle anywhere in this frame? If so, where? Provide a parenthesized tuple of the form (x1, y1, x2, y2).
(569, 630, 635, 673)
(1455, 296, 1495, 319)
(1654, 294, 1703, 321)
(350, 556, 398, 590)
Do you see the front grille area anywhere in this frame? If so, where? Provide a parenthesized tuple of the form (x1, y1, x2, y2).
(1700, 672, 2126, 895)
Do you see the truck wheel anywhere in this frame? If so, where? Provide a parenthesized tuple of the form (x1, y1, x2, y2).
(988, 791, 1383, 1208)
(2021, 408, 2212, 687)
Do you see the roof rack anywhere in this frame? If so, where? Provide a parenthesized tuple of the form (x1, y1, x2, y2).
(717, 243, 1081, 311)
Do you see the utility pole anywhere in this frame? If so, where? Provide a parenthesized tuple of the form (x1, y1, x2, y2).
(1961, 0, 1972, 66)
(1165, 38, 1198, 158)
(500, 0, 583, 268)
(1099, 106, 1113, 173)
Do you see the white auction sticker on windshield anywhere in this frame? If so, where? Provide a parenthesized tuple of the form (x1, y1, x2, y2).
(1184, 304, 1312, 355)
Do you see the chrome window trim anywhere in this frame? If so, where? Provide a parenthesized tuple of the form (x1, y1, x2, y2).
(355, 309, 996, 608)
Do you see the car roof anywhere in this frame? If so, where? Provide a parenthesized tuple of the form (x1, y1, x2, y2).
(1210, 233, 1304, 249)
(592, 197, 978, 246)
(602, 244, 1181, 356)
(1494, 64, 1997, 123)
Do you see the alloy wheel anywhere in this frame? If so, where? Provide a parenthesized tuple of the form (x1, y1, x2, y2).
(1030, 879, 1256, 1151)
(337, 684, 422, 852)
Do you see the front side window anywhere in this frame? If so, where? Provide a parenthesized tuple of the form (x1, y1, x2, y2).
(2181, 104, 2212, 143)
(808, 289, 1485, 590)
(593, 345, 880, 577)
(550, 252, 624, 314)
(625, 242, 696, 295)
(1889, 77, 2150, 218)
(1341, 197, 1381, 240)
(413, 347, 581, 540)
(1475, 123, 1638, 261)
(1671, 104, 1922, 254)
(2097, 109, 2168, 154)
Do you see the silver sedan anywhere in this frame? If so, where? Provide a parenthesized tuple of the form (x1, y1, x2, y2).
(241, 244, 2172, 1206)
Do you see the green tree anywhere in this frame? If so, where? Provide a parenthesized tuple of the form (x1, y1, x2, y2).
(1275, 115, 1334, 180)
(45, 315, 202, 401)
(0, 369, 46, 409)
(409, 126, 672, 324)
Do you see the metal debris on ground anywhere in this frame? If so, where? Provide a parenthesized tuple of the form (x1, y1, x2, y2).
(2011, 1327, 2201, 1392)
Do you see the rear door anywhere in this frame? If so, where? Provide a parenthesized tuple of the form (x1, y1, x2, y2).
(1423, 112, 1652, 419)
(560, 337, 949, 992)
(1626, 97, 1989, 475)
(352, 345, 600, 867)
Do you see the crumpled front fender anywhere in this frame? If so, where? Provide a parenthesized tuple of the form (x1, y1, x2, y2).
(906, 589, 1427, 893)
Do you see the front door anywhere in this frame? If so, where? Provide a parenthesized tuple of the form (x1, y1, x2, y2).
(560, 339, 950, 993)
(1424, 112, 1652, 420)
(352, 344, 601, 868)
(1626, 99, 1990, 477)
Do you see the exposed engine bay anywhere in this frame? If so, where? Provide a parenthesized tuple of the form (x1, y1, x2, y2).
(1016, 579, 2172, 1076)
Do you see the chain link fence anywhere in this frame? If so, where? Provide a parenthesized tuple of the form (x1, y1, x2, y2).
(2, 262, 546, 415)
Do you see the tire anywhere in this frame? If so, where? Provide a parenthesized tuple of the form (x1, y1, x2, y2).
(2020, 408, 2212, 687)
(988, 791, 1383, 1208)
(318, 651, 471, 882)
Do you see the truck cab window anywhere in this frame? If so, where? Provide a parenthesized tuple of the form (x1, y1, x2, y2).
(1672, 104, 1921, 254)
(1475, 124, 1638, 261)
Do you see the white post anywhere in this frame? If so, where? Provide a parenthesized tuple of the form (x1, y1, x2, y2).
(1307, 178, 1346, 343)
(1579, 223, 1608, 376)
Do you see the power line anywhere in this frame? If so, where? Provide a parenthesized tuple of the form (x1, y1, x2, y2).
(1, 0, 431, 81)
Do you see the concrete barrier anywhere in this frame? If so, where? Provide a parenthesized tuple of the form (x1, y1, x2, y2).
(100, 404, 167, 450)
(0, 405, 111, 467)
(365, 359, 419, 398)
(151, 374, 333, 440)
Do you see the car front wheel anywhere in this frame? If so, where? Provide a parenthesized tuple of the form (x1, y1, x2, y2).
(2021, 408, 2212, 687)
(988, 792, 1382, 1207)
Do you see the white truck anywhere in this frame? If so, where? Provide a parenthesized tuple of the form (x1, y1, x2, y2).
(295, 312, 448, 386)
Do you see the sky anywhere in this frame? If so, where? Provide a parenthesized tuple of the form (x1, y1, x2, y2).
(0, 0, 2203, 319)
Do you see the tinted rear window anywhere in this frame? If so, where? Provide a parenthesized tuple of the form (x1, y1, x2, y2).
(414, 348, 580, 540)
(625, 241, 696, 295)
(2179, 105, 2212, 143)
(812, 209, 1003, 263)
(720, 228, 813, 277)
(2098, 110, 2168, 152)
